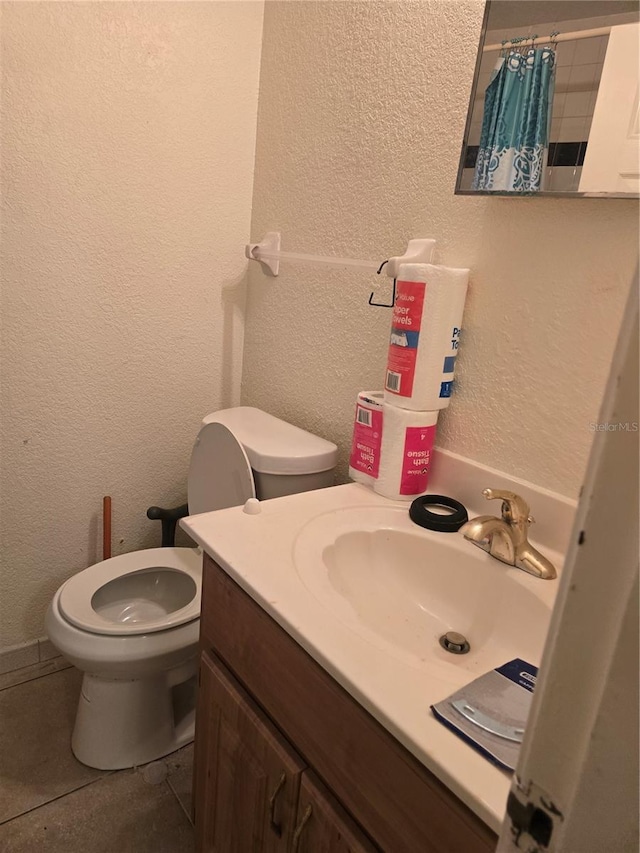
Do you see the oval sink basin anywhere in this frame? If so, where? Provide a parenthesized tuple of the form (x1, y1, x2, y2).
(294, 506, 557, 676)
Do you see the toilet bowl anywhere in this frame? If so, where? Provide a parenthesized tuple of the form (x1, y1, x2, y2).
(46, 548, 201, 770)
(46, 407, 337, 770)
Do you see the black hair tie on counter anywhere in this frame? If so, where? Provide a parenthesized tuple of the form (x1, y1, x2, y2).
(409, 495, 469, 533)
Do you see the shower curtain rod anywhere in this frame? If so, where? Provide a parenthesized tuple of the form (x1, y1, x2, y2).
(482, 25, 611, 52)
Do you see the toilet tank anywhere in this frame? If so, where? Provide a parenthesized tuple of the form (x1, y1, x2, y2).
(202, 407, 338, 500)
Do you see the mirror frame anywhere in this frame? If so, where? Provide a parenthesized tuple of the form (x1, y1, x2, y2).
(455, 1, 639, 199)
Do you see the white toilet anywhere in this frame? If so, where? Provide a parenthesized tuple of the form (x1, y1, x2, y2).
(46, 407, 337, 770)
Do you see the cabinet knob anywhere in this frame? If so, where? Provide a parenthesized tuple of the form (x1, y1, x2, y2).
(268, 772, 287, 837)
(292, 804, 313, 852)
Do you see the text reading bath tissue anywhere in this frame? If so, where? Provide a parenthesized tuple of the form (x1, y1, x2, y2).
(373, 405, 438, 501)
(348, 391, 384, 486)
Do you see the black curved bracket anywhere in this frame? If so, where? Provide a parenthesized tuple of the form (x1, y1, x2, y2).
(146, 503, 189, 548)
(368, 259, 397, 308)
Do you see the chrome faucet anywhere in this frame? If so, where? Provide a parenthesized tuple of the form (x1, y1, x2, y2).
(460, 489, 557, 580)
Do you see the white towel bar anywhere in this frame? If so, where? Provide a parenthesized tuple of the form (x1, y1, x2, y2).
(245, 233, 436, 279)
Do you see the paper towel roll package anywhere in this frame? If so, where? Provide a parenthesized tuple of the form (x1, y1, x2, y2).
(373, 404, 438, 501)
(384, 263, 469, 411)
(348, 391, 384, 486)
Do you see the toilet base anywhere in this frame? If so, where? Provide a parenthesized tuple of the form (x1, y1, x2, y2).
(71, 664, 197, 770)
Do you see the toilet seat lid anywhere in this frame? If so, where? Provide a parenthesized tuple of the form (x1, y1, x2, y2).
(58, 547, 202, 636)
(187, 422, 255, 516)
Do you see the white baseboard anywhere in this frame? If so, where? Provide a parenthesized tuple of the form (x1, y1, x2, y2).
(0, 636, 61, 675)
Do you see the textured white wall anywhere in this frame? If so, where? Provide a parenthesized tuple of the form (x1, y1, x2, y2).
(242, 1, 638, 497)
(0, 1, 264, 648)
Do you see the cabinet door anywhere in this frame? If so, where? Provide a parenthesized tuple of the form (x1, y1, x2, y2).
(194, 650, 306, 853)
(291, 772, 379, 853)
(201, 555, 498, 853)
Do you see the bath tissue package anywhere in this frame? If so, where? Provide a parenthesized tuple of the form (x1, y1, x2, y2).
(373, 404, 438, 501)
(348, 391, 384, 486)
(384, 263, 469, 411)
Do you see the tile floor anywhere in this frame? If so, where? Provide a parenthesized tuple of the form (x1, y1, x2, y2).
(0, 660, 194, 852)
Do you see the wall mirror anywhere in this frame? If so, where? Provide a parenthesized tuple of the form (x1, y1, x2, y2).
(456, 0, 640, 197)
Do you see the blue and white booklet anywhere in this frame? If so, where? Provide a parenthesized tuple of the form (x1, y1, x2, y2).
(431, 658, 538, 771)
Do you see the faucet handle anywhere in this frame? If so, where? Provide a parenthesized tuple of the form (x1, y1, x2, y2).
(481, 489, 531, 525)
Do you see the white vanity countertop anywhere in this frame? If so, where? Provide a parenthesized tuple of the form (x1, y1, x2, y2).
(182, 482, 563, 835)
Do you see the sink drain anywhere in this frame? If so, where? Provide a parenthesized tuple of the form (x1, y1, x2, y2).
(439, 631, 471, 655)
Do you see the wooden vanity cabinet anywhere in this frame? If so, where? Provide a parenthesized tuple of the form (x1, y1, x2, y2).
(195, 651, 304, 852)
(293, 772, 378, 852)
(194, 555, 498, 853)
(195, 650, 374, 852)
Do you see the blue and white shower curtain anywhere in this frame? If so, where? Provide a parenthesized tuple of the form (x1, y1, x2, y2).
(473, 47, 556, 192)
